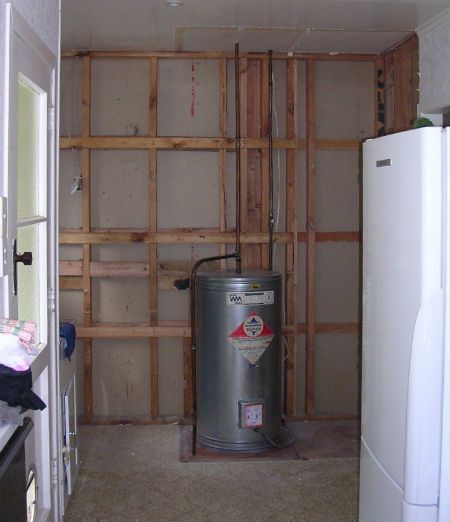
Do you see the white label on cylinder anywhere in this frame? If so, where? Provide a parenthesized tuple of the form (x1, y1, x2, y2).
(226, 291, 274, 306)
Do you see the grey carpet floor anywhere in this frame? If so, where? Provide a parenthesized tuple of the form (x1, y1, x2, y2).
(64, 425, 359, 522)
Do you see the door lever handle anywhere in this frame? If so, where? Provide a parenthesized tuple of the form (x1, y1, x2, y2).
(13, 239, 33, 296)
(15, 251, 33, 266)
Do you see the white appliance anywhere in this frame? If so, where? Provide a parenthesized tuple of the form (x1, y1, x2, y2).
(360, 127, 450, 522)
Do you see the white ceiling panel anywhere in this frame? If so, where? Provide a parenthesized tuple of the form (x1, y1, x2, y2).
(61, 0, 450, 54)
(174, 26, 301, 52)
(292, 29, 413, 54)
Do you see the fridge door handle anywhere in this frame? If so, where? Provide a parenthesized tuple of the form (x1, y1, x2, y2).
(403, 288, 444, 508)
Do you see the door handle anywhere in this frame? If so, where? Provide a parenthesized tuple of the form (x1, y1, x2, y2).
(12, 239, 33, 296)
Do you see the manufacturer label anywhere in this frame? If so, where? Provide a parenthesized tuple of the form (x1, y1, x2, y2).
(226, 291, 274, 306)
(228, 312, 274, 364)
(376, 158, 391, 168)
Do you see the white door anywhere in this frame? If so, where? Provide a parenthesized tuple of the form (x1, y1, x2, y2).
(3, 6, 58, 521)
(5, 9, 55, 347)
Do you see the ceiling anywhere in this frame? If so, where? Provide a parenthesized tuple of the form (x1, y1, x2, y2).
(61, 0, 450, 54)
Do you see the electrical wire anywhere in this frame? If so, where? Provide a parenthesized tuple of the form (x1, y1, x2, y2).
(270, 69, 290, 363)
(254, 424, 295, 449)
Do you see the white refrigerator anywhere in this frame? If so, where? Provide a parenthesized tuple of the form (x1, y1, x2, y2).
(360, 127, 450, 522)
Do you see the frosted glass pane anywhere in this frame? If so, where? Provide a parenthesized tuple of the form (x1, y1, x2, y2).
(17, 80, 40, 219)
(17, 224, 42, 343)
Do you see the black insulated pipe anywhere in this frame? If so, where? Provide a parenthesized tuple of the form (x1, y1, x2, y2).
(268, 49, 275, 271)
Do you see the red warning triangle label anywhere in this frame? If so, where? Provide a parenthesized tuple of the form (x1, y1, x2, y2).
(228, 313, 274, 364)
(229, 312, 274, 338)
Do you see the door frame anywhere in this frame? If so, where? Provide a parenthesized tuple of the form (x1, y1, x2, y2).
(3, 4, 61, 521)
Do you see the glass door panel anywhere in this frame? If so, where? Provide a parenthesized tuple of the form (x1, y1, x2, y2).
(17, 78, 44, 220)
(14, 73, 47, 349)
(17, 223, 46, 344)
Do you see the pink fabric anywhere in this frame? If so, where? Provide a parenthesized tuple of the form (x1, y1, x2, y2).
(0, 318, 36, 353)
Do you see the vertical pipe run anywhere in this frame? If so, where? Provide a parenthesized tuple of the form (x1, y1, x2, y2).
(190, 43, 243, 455)
(268, 50, 274, 271)
(235, 43, 242, 273)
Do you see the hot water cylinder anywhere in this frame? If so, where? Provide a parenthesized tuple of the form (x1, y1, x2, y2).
(195, 270, 282, 451)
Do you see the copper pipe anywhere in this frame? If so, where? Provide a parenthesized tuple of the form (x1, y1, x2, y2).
(235, 42, 242, 274)
(268, 49, 275, 271)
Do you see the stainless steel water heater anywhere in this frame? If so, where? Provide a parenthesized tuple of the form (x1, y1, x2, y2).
(196, 270, 282, 451)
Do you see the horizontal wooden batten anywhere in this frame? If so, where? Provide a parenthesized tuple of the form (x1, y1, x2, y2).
(60, 276, 83, 290)
(62, 50, 377, 62)
(59, 230, 294, 244)
(60, 136, 361, 151)
(77, 324, 191, 338)
(60, 229, 361, 245)
(82, 416, 182, 426)
(72, 321, 359, 339)
(59, 261, 190, 290)
(297, 322, 361, 334)
(300, 231, 362, 242)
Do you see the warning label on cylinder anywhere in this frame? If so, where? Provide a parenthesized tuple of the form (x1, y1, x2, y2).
(228, 312, 274, 364)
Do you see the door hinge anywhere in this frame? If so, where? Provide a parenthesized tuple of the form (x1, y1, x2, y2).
(51, 457, 59, 486)
(48, 106, 55, 131)
(48, 288, 56, 312)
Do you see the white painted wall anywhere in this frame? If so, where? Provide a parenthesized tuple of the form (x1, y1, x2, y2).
(417, 8, 450, 114)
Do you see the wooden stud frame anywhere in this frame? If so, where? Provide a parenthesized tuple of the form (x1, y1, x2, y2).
(60, 50, 379, 424)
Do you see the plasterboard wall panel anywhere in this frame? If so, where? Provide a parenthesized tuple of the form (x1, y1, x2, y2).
(91, 244, 149, 262)
(314, 333, 360, 415)
(91, 150, 149, 229)
(158, 338, 184, 417)
(295, 334, 306, 416)
(92, 279, 150, 323)
(91, 59, 150, 136)
(226, 61, 235, 138)
(316, 61, 374, 140)
(157, 151, 219, 229)
(315, 242, 360, 323)
(158, 59, 219, 137)
(158, 290, 189, 322)
(316, 150, 361, 232)
(272, 60, 287, 139)
(157, 244, 220, 261)
(59, 149, 82, 229)
(226, 151, 236, 228)
(297, 60, 307, 140)
(92, 339, 151, 417)
(296, 243, 306, 323)
(273, 148, 287, 232)
(296, 150, 306, 231)
(60, 57, 82, 137)
(59, 245, 83, 261)
(60, 290, 84, 324)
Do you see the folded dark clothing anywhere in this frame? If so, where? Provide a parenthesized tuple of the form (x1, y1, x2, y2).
(59, 322, 76, 360)
(0, 364, 46, 411)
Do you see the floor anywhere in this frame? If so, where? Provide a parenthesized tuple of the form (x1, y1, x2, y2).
(64, 423, 359, 522)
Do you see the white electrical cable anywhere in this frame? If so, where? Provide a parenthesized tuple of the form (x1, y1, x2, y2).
(61, 57, 83, 194)
(271, 71, 290, 363)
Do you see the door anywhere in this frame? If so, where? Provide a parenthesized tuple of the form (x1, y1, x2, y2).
(5, 10, 55, 351)
(2, 6, 58, 521)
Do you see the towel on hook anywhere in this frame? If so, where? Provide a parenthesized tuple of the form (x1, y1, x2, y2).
(59, 322, 76, 360)
(0, 318, 36, 354)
